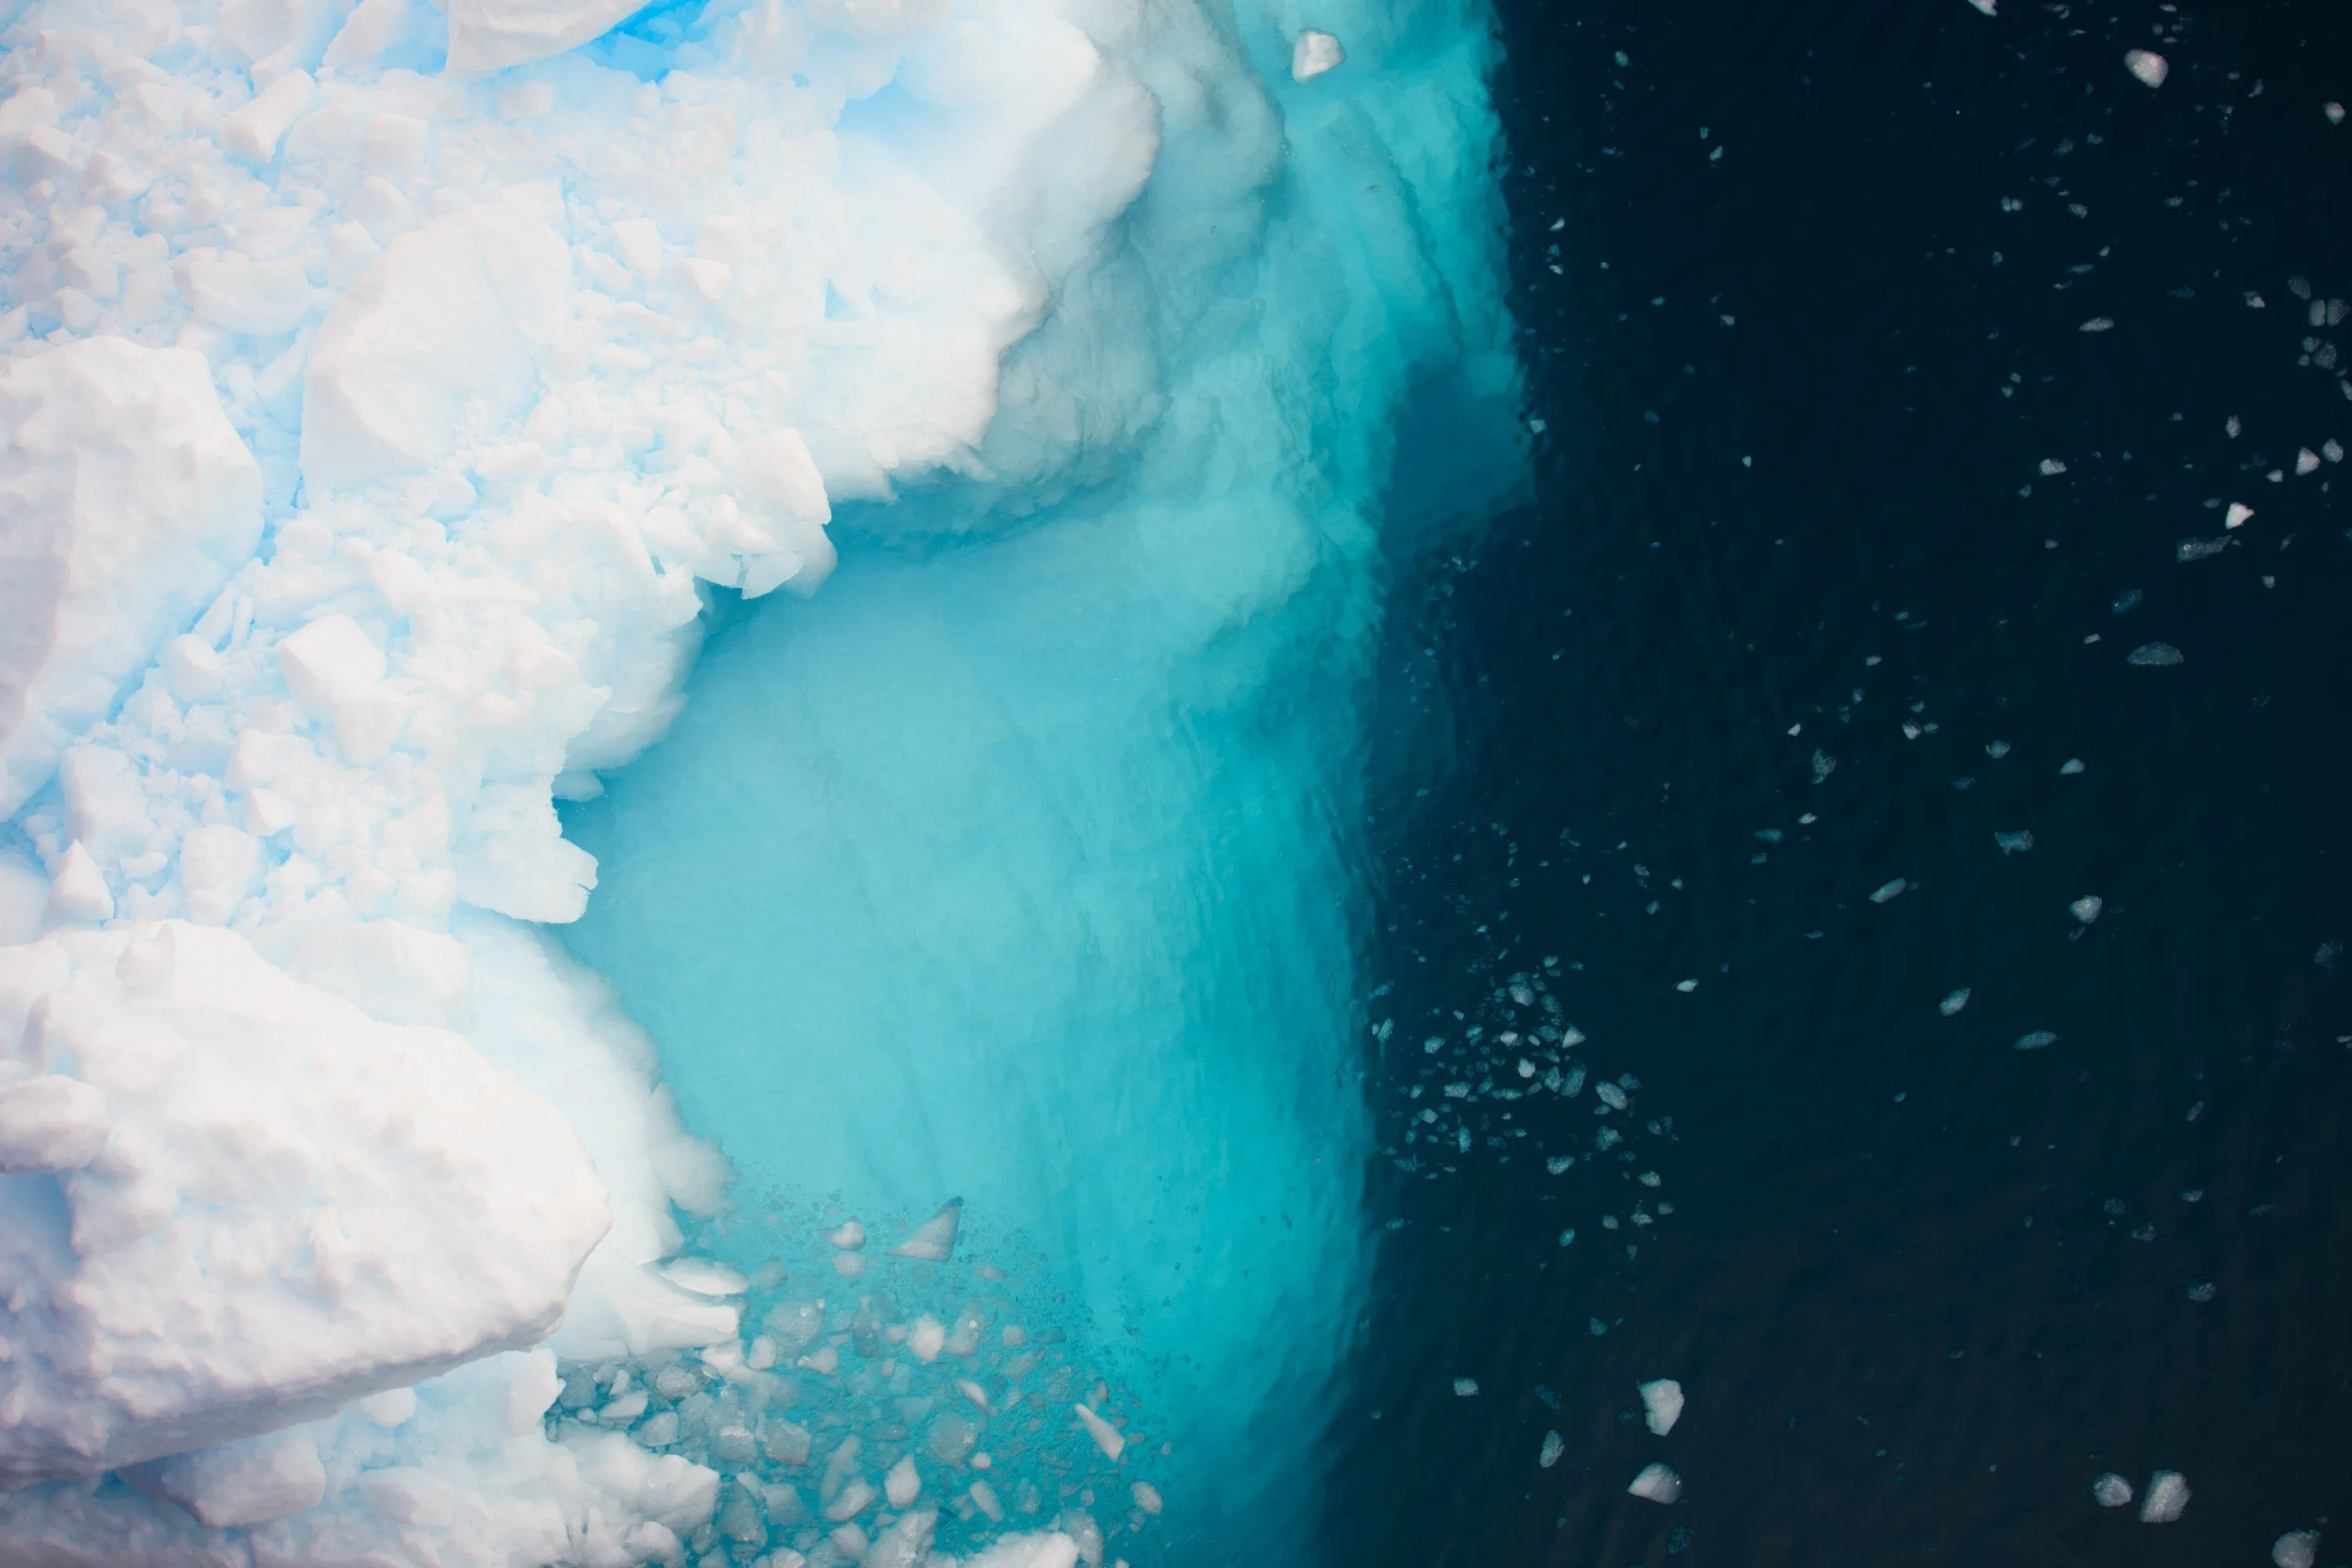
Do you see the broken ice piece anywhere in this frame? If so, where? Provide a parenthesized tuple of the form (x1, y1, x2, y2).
(1073, 1403, 1125, 1461)
(2125, 49, 2169, 87)
(1453, 1377, 1479, 1396)
(2226, 501, 2255, 529)
(1628, 1462, 1683, 1504)
(1539, 1430, 1565, 1468)
(1870, 877, 1908, 904)
(2013, 1030, 2059, 1051)
(825, 1219, 866, 1250)
(2274, 1530, 2321, 1568)
(1639, 1378, 1684, 1436)
(661, 1258, 749, 1298)
(1291, 29, 1345, 82)
(2139, 1469, 2190, 1523)
(1965, 0, 1994, 13)
(2092, 1472, 2134, 1507)
(2070, 895, 2103, 924)
(2126, 642, 2183, 666)
(1939, 987, 1971, 1016)
(886, 1199, 963, 1261)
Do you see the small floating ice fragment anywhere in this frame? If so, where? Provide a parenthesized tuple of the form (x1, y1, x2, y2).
(1939, 987, 1972, 1016)
(2226, 501, 2255, 528)
(2092, 1472, 2134, 1508)
(2013, 1030, 2060, 1051)
(886, 1199, 963, 1261)
(1073, 1403, 1125, 1461)
(1628, 1462, 1683, 1504)
(1291, 29, 1345, 82)
(2125, 49, 2169, 87)
(825, 1219, 866, 1250)
(1870, 878, 1908, 904)
(1539, 1430, 1565, 1468)
(2070, 895, 2103, 924)
(2060, 757, 2085, 774)
(2079, 317, 2114, 332)
(1453, 1377, 1479, 1397)
(1965, 0, 1994, 13)
(1639, 1378, 1685, 1436)
(2139, 1469, 2190, 1523)
(2274, 1530, 2321, 1568)
(2328, 102, 2347, 125)
(2127, 642, 2183, 666)
(1994, 831, 2034, 855)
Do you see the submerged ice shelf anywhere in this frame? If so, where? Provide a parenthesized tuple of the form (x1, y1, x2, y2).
(0, 0, 1520, 1559)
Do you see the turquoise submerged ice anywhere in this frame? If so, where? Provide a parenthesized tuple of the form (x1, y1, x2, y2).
(0, 0, 1517, 1559)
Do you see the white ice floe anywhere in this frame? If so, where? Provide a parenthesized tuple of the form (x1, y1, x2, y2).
(2276, 1530, 2323, 1568)
(2092, 1472, 2133, 1507)
(1628, 1461, 1683, 1504)
(2140, 1469, 2191, 1523)
(2125, 49, 2169, 88)
(1639, 1377, 1685, 1436)
(1291, 29, 1347, 82)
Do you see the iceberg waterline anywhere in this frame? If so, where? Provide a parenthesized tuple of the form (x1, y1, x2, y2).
(0, 0, 1520, 1561)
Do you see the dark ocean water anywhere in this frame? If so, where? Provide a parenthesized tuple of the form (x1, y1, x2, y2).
(1334, 2, 2352, 1565)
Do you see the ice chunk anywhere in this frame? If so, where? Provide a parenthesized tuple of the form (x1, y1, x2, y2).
(301, 204, 573, 490)
(2274, 1530, 2321, 1568)
(2139, 1469, 2190, 1523)
(659, 1258, 748, 1298)
(2125, 49, 2169, 87)
(220, 70, 316, 165)
(1628, 1462, 1683, 1504)
(2070, 895, 2103, 924)
(1965, 0, 1994, 13)
(0, 339, 262, 815)
(0, 924, 608, 1486)
(44, 840, 114, 924)
(2092, 1472, 2133, 1507)
(1291, 30, 1346, 82)
(826, 1218, 867, 1250)
(886, 1454, 923, 1507)
(2226, 502, 2256, 529)
(1073, 1403, 1125, 1461)
(1939, 987, 1971, 1015)
(1538, 1429, 1564, 1468)
(124, 1426, 327, 1528)
(1870, 877, 1909, 903)
(887, 1198, 964, 1261)
(2127, 642, 2184, 666)
(2013, 1030, 2060, 1051)
(1994, 831, 2033, 854)
(1639, 1378, 1685, 1436)
(0, 1073, 111, 1172)
(1453, 1377, 1479, 1396)
(445, 0, 651, 74)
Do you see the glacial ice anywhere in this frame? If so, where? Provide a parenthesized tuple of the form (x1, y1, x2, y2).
(0, 0, 1518, 1554)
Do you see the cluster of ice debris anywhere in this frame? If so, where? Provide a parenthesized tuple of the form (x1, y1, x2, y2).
(1378, 959, 1679, 1250)
(0, 0, 1521, 1555)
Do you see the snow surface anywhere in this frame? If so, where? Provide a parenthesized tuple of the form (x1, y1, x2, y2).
(0, 0, 1519, 1556)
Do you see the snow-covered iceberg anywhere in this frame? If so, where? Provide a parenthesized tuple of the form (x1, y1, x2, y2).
(0, 0, 1521, 1557)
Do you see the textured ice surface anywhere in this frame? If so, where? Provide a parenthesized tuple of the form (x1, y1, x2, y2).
(0, 0, 1517, 1553)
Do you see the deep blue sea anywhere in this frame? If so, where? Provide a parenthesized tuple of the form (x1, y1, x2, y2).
(1333, 2, 2352, 1564)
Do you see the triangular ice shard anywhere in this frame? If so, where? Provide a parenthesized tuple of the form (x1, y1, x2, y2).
(887, 1200, 964, 1261)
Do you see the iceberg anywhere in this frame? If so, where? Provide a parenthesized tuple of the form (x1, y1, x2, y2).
(0, 0, 1522, 1557)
